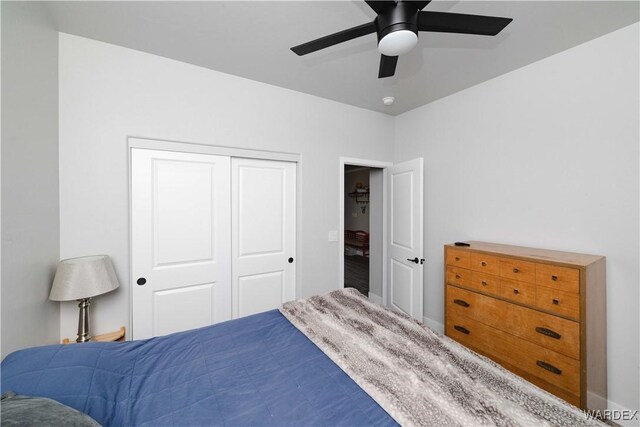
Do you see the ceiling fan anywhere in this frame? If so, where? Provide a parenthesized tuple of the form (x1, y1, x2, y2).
(291, 1, 513, 78)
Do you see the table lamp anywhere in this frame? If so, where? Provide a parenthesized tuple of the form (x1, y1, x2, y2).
(49, 255, 120, 343)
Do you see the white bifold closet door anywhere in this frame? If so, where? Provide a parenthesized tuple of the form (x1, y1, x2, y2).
(231, 158, 296, 318)
(131, 149, 296, 340)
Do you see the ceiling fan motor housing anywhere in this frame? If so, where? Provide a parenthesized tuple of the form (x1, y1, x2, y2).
(374, 1, 419, 43)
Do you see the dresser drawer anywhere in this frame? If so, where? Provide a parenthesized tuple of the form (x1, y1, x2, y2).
(446, 248, 471, 269)
(498, 278, 536, 306)
(500, 258, 536, 282)
(446, 266, 471, 287)
(446, 315, 580, 396)
(536, 264, 580, 294)
(470, 272, 500, 296)
(536, 287, 580, 321)
(470, 252, 500, 275)
(446, 285, 580, 359)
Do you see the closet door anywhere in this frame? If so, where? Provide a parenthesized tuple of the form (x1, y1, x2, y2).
(131, 149, 231, 339)
(231, 158, 296, 318)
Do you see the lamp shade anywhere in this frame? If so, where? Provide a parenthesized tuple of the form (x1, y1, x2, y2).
(49, 255, 120, 301)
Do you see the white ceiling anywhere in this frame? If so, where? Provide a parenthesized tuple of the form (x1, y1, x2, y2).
(44, 1, 639, 115)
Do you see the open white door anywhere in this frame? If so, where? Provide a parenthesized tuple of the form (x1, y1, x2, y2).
(231, 158, 296, 318)
(387, 158, 424, 321)
(131, 149, 231, 339)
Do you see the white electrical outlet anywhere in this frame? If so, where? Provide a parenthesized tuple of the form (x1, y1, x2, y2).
(328, 230, 338, 242)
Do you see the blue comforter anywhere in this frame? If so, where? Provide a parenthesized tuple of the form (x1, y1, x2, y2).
(1, 310, 397, 426)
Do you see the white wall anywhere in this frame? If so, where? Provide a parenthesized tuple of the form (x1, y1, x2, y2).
(344, 168, 370, 232)
(369, 168, 384, 298)
(58, 33, 394, 339)
(394, 23, 639, 414)
(1, 2, 60, 358)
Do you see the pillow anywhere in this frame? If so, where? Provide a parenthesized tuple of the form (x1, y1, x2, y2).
(1, 391, 101, 426)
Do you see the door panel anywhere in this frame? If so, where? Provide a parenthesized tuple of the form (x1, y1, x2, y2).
(391, 171, 413, 249)
(232, 158, 296, 318)
(238, 272, 284, 317)
(131, 149, 231, 339)
(154, 160, 215, 266)
(388, 158, 424, 320)
(153, 283, 214, 336)
(391, 259, 413, 314)
(238, 166, 285, 256)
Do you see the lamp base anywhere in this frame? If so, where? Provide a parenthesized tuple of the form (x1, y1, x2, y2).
(76, 298, 92, 343)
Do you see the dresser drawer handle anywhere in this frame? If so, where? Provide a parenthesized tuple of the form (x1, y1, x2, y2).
(481, 280, 488, 286)
(455, 257, 460, 261)
(552, 299, 559, 305)
(535, 327, 562, 340)
(536, 360, 562, 375)
(454, 325, 470, 335)
(455, 274, 461, 279)
(453, 299, 470, 308)
(551, 275, 558, 281)
(481, 261, 487, 266)
(513, 289, 520, 295)
(512, 267, 520, 273)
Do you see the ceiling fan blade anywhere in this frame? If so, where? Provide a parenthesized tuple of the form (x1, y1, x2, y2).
(378, 54, 398, 78)
(407, 1, 432, 11)
(291, 22, 376, 56)
(418, 11, 512, 36)
(365, 1, 396, 14)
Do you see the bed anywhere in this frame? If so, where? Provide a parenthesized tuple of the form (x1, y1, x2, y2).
(1, 289, 601, 426)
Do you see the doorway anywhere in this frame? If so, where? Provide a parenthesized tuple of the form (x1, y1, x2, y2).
(344, 165, 372, 296)
(339, 158, 390, 304)
(339, 156, 425, 321)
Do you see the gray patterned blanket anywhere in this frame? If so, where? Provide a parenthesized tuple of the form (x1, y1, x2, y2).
(280, 288, 602, 427)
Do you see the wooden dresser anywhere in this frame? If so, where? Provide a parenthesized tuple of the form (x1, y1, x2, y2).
(444, 241, 606, 410)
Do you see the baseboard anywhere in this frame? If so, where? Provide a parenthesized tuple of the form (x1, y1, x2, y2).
(368, 293, 382, 305)
(422, 316, 444, 334)
(597, 397, 640, 426)
(587, 391, 608, 412)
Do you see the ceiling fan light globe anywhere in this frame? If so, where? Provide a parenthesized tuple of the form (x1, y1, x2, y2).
(378, 30, 418, 56)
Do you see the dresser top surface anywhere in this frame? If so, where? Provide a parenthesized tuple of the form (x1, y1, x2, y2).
(445, 241, 604, 267)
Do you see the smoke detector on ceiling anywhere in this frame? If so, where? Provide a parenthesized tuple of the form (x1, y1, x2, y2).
(382, 96, 395, 106)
